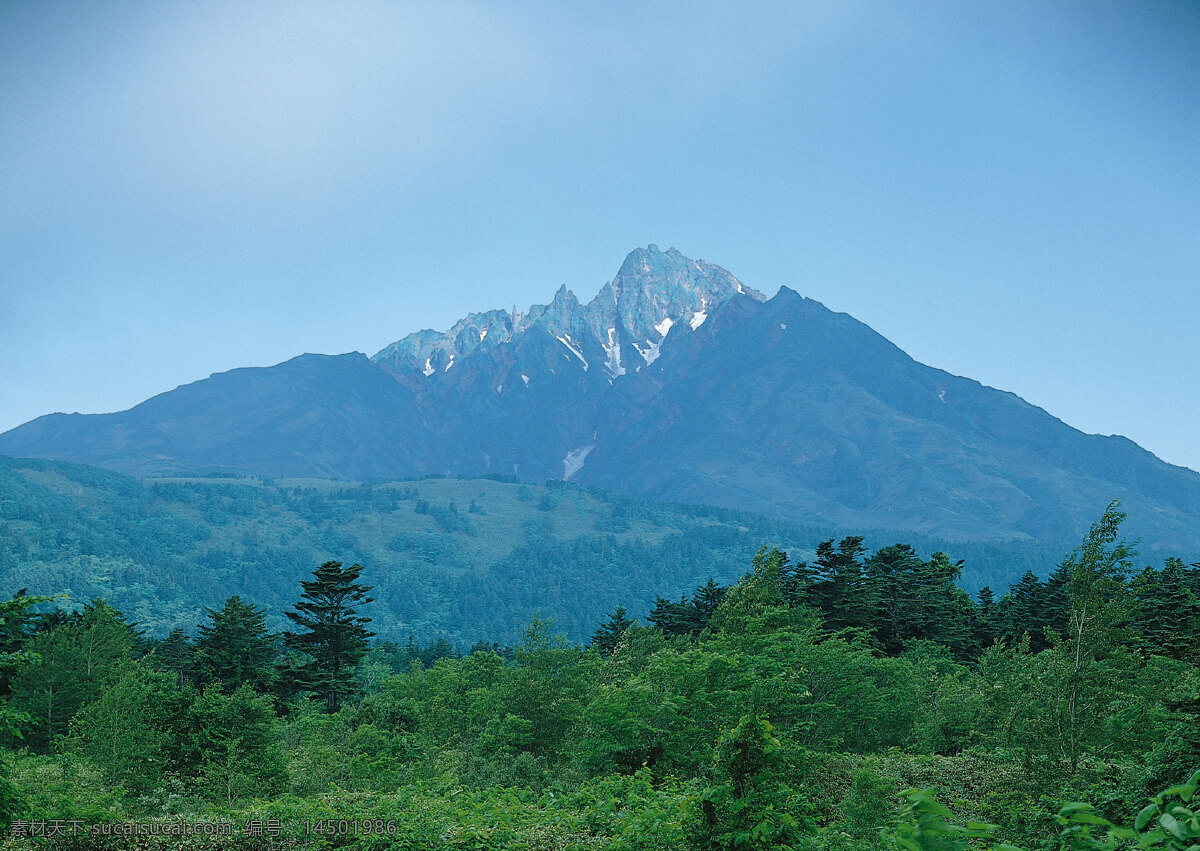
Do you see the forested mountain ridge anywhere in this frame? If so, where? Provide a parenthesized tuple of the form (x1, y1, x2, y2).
(0, 454, 1079, 643)
(3, 246, 1199, 547)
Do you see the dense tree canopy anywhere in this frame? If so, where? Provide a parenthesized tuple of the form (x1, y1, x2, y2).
(0, 504, 1194, 850)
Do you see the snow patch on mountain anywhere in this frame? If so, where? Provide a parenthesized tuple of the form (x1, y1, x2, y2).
(633, 339, 662, 365)
(654, 317, 674, 337)
(690, 310, 707, 330)
(555, 335, 588, 371)
(603, 328, 625, 378)
(562, 444, 595, 480)
(422, 357, 434, 377)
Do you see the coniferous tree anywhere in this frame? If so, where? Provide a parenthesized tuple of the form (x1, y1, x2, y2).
(592, 605, 634, 656)
(284, 561, 375, 712)
(420, 638, 457, 667)
(194, 596, 276, 694)
(691, 579, 728, 628)
(1133, 559, 1200, 661)
(10, 600, 136, 751)
(808, 537, 870, 631)
(1041, 561, 1072, 636)
(152, 628, 194, 689)
(916, 552, 976, 659)
(1001, 571, 1054, 651)
(973, 585, 998, 649)
(864, 544, 926, 654)
(647, 596, 690, 638)
(30, 608, 73, 634)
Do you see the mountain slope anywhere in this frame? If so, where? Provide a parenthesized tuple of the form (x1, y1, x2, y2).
(2, 245, 1198, 547)
(0, 353, 432, 479)
(579, 288, 1200, 545)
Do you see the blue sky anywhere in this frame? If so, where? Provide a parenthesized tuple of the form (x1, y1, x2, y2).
(2, 1, 1199, 471)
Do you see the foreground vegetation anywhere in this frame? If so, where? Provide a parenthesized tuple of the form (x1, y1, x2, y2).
(0, 502, 1195, 849)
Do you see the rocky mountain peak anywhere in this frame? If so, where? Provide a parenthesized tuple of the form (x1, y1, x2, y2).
(372, 247, 764, 380)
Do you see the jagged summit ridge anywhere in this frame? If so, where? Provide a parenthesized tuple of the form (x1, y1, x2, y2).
(371, 245, 763, 380)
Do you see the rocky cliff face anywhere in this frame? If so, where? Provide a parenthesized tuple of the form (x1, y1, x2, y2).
(372, 245, 762, 382)
(3, 246, 1198, 547)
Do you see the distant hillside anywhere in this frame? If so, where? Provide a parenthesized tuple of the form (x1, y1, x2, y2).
(3, 246, 1199, 549)
(0, 456, 1086, 644)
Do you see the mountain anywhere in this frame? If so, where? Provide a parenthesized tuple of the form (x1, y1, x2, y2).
(3, 245, 1199, 548)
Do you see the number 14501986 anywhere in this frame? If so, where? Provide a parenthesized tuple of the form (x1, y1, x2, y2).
(306, 819, 398, 836)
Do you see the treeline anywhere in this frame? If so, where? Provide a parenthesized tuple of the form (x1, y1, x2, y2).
(0, 503, 1196, 850)
(641, 535, 1200, 663)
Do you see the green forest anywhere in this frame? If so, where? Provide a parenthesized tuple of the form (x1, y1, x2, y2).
(0, 457, 1082, 645)
(0, 501, 1196, 850)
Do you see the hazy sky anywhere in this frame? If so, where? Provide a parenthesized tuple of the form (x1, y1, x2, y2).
(2, 1, 1198, 471)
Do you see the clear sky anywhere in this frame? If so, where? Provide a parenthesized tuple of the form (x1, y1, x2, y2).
(2, 1, 1198, 471)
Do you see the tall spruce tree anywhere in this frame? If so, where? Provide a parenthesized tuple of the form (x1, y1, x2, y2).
(284, 561, 375, 712)
(592, 606, 634, 656)
(863, 544, 926, 655)
(194, 596, 276, 694)
(808, 537, 870, 631)
(1133, 559, 1200, 661)
(152, 628, 194, 689)
(973, 586, 998, 649)
(647, 595, 690, 638)
(691, 579, 728, 628)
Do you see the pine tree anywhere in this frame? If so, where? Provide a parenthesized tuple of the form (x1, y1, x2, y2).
(863, 544, 926, 654)
(808, 537, 870, 631)
(284, 561, 375, 712)
(1002, 571, 1050, 650)
(1134, 558, 1200, 661)
(153, 628, 194, 689)
(592, 606, 634, 656)
(1041, 561, 1072, 636)
(647, 596, 688, 637)
(915, 552, 975, 659)
(194, 596, 276, 694)
(691, 579, 728, 628)
(973, 586, 998, 649)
